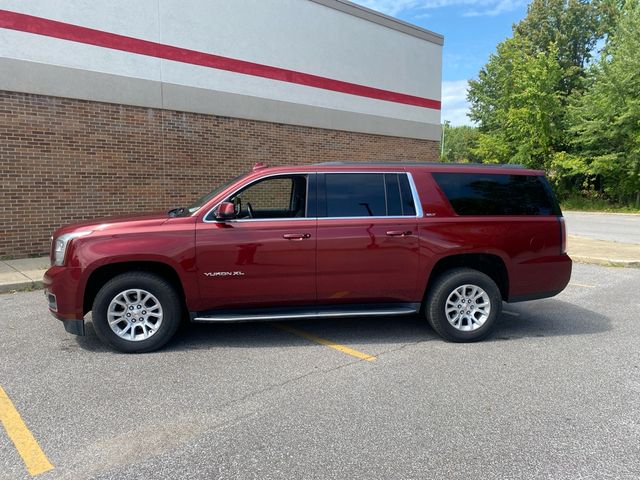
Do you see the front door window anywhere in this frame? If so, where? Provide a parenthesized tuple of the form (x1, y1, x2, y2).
(230, 175, 307, 219)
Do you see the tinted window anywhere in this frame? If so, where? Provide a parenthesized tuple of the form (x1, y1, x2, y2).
(323, 173, 416, 217)
(432, 173, 560, 216)
(399, 174, 417, 216)
(325, 173, 386, 217)
(385, 174, 403, 216)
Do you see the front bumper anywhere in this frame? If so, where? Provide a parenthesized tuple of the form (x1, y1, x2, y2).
(61, 317, 85, 335)
(43, 265, 86, 335)
(44, 289, 86, 335)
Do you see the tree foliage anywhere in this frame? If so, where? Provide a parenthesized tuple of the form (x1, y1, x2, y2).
(469, 39, 564, 168)
(514, 0, 602, 95)
(569, 0, 640, 202)
(440, 123, 480, 163)
(465, 0, 640, 206)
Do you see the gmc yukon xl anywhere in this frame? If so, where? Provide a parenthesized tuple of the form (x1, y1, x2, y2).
(44, 162, 572, 352)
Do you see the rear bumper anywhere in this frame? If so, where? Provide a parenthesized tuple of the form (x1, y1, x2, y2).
(43, 265, 85, 335)
(508, 253, 572, 302)
(508, 289, 566, 303)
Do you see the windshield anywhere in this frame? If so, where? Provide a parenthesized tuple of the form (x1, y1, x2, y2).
(185, 173, 249, 215)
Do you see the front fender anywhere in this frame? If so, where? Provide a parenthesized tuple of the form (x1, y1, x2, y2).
(69, 227, 198, 312)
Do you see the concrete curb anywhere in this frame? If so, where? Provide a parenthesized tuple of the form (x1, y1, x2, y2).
(567, 235, 640, 269)
(563, 210, 640, 216)
(0, 256, 49, 294)
(570, 256, 640, 269)
(0, 280, 44, 294)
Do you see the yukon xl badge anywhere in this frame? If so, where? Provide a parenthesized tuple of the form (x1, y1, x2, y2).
(204, 271, 245, 277)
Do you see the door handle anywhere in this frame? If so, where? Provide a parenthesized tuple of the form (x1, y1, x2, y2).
(386, 230, 412, 237)
(283, 233, 311, 240)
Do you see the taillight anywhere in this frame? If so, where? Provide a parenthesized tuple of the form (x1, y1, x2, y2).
(559, 217, 567, 254)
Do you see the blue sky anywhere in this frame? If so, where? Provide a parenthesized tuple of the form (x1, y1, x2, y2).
(352, 0, 530, 125)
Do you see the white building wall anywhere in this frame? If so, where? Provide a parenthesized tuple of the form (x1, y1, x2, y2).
(0, 0, 443, 140)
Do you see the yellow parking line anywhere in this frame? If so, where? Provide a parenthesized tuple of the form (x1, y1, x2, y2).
(271, 323, 376, 362)
(0, 386, 54, 476)
(569, 283, 596, 288)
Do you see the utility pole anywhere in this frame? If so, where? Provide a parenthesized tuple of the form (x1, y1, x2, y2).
(440, 121, 449, 161)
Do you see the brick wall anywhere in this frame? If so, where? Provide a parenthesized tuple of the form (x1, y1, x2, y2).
(0, 90, 440, 257)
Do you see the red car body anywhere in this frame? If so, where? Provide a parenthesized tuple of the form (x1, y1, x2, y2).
(44, 163, 572, 336)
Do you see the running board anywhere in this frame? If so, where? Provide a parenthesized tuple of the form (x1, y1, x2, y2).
(192, 303, 420, 323)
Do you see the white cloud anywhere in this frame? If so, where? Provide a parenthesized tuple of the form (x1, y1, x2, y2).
(353, 0, 420, 16)
(441, 80, 474, 126)
(464, 0, 525, 17)
(352, 0, 524, 17)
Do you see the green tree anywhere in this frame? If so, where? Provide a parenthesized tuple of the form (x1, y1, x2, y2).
(469, 0, 606, 133)
(514, 0, 603, 95)
(440, 123, 480, 163)
(569, 0, 640, 205)
(465, 0, 640, 207)
(469, 38, 564, 169)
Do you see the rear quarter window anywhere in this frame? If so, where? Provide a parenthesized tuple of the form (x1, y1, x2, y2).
(432, 173, 561, 216)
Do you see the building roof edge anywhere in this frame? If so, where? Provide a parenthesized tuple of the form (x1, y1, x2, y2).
(308, 0, 445, 46)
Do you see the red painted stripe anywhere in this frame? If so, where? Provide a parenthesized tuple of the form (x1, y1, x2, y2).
(0, 9, 441, 110)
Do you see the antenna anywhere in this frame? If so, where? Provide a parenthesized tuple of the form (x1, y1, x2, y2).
(252, 162, 269, 171)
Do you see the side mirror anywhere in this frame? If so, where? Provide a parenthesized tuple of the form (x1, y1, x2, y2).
(215, 202, 236, 220)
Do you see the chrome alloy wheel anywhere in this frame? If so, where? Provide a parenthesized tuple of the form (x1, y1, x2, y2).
(445, 284, 491, 332)
(107, 289, 163, 341)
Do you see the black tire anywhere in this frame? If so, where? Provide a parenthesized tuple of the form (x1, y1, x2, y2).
(92, 272, 182, 353)
(425, 268, 502, 342)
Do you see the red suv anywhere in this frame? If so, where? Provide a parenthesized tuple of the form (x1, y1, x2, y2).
(44, 162, 571, 352)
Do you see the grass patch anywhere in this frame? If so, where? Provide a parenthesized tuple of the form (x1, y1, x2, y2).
(561, 194, 640, 213)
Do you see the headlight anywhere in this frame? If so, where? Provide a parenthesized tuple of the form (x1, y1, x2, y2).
(53, 231, 92, 266)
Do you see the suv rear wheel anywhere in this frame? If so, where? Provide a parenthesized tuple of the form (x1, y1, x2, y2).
(92, 272, 182, 353)
(425, 268, 502, 342)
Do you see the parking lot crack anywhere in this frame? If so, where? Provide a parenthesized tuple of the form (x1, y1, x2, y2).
(216, 358, 366, 412)
(374, 338, 439, 358)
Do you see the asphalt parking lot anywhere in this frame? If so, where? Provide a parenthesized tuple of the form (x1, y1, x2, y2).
(1, 263, 639, 480)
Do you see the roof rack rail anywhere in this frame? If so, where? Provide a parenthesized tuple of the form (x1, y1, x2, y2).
(313, 161, 527, 168)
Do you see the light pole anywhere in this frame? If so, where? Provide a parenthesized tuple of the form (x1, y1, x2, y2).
(440, 121, 449, 161)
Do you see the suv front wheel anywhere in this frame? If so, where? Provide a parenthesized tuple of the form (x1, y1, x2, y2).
(425, 268, 502, 342)
(92, 272, 182, 353)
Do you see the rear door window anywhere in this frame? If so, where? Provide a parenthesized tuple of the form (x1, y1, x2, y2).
(432, 173, 560, 216)
(325, 173, 386, 217)
(322, 173, 416, 218)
